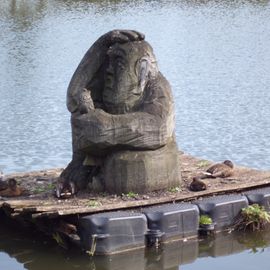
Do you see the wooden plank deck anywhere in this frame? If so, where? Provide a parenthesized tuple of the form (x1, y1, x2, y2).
(1, 153, 270, 220)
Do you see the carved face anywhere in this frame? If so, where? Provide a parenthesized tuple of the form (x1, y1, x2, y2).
(103, 41, 157, 114)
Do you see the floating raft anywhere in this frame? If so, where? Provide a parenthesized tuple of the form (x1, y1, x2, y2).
(2, 153, 270, 254)
(1, 153, 270, 220)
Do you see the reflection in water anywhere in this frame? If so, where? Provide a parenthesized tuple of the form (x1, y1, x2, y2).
(92, 250, 146, 270)
(184, 231, 270, 270)
(146, 240, 198, 270)
(1, 218, 270, 270)
(1, 0, 47, 31)
(0, 219, 91, 270)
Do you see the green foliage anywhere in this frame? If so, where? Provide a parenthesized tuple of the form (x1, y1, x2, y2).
(87, 200, 101, 207)
(169, 186, 181, 193)
(33, 183, 55, 194)
(122, 191, 138, 198)
(199, 215, 213, 225)
(235, 204, 270, 231)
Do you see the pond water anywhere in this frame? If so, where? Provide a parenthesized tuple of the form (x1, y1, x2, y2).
(1, 218, 270, 270)
(1, 0, 270, 269)
(1, 0, 270, 174)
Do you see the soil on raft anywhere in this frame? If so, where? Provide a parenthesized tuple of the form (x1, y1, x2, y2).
(1, 152, 270, 217)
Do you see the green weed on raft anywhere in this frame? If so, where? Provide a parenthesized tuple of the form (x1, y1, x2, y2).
(199, 215, 213, 225)
(234, 204, 270, 231)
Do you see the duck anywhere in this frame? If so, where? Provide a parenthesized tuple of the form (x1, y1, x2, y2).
(205, 160, 234, 178)
(189, 176, 207, 192)
(194, 160, 234, 180)
(0, 178, 24, 197)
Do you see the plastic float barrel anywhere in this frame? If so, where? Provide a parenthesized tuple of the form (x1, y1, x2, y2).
(78, 211, 147, 255)
(244, 187, 270, 211)
(142, 203, 199, 246)
(194, 195, 248, 231)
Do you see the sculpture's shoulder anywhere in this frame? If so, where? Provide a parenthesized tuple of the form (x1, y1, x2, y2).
(144, 73, 173, 100)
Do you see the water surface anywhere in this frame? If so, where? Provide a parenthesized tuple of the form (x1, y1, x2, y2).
(1, 219, 270, 270)
(1, 0, 270, 173)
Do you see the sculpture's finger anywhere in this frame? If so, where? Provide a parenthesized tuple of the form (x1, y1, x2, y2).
(110, 30, 129, 43)
(119, 30, 145, 41)
(131, 30, 145, 40)
(120, 30, 139, 41)
(110, 30, 145, 44)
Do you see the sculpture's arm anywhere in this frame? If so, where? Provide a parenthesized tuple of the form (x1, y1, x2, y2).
(72, 110, 172, 151)
(67, 30, 145, 113)
(72, 76, 175, 152)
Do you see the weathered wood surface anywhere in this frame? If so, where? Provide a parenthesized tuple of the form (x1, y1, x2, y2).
(65, 32, 180, 194)
(1, 154, 270, 220)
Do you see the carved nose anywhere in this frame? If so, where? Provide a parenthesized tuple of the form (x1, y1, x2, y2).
(106, 62, 114, 75)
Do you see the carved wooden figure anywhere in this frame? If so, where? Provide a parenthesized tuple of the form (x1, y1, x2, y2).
(60, 30, 181, 196)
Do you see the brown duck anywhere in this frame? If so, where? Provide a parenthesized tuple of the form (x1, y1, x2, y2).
(189, 176, 207, 192)
(0, 178, 24, 197)
(200, 160, 234, 179)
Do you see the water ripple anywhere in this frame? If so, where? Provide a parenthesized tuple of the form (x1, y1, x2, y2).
(1, 0, 270, 173)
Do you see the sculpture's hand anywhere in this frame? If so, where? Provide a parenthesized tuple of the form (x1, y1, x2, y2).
(101, 29, 145, 45)
(67, 30, 145, 113)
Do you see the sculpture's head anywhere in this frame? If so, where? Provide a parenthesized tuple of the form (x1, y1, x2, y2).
(103, 40, 158, 114)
